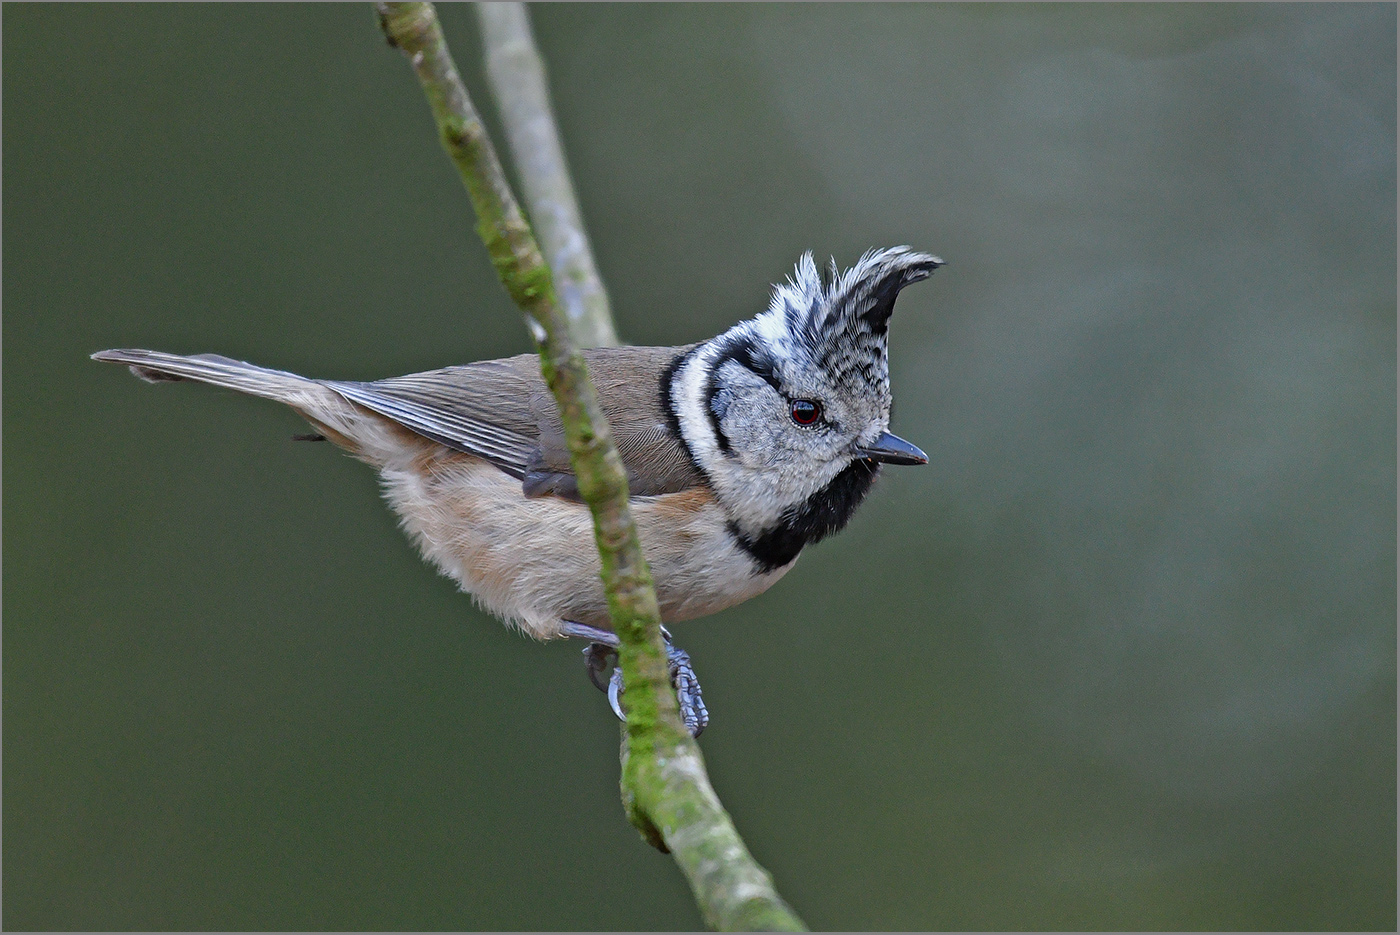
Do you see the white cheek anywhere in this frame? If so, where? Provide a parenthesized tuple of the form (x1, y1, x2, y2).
(672, 344, 722, 466)
(671, 321, 855, 535)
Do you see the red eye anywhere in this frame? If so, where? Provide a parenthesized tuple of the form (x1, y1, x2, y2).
(790, 399, 822, 425)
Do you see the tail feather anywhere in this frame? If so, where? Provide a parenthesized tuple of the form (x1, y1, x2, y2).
(91, 349, 316, 401)
(91, 348, 400, 463)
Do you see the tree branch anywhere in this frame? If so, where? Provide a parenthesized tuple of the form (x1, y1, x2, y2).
(476, 2, 618, 349)
(374, 3, 805, 930)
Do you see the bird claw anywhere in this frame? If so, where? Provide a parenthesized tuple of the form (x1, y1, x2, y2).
(606, 643, 708, 737)
(605, 644, 708, 737)
(566, 622, 708, 737)
(583, 640, 615, 693)
(666, 644, 709, 737)
(607, 663, 625, 722)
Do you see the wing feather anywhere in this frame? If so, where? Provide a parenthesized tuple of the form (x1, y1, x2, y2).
(324, 356, 541, 478)
(322, 347, 705, 498)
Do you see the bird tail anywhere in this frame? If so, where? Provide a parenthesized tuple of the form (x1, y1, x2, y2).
(90, 348, 397, 462)
(92, 348, 321, 398)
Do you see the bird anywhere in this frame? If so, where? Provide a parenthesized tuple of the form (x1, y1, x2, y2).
(92, 246, 942, 736)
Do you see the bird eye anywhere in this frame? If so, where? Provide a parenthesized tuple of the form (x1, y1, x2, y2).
(789, 399, 822, 426)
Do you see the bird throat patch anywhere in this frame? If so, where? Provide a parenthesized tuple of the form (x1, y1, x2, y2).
(727, 458, 880, 573)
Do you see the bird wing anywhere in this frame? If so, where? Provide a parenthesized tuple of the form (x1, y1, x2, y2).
(527, 344, 705, 499)
(325, 355, 543, 478)
(324, 346, 704, 499)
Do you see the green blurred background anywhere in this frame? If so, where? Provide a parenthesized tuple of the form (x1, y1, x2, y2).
(4, 3, 1395, 929)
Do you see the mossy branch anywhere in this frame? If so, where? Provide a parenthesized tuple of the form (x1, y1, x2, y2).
(477, 2, 618, 349)
(374, 3, 805, 930)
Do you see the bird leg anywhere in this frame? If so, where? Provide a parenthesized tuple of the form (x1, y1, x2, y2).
(561, 621, 709, 737)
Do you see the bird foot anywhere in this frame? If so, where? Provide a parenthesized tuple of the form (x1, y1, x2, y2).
(565, 622, 709, 737)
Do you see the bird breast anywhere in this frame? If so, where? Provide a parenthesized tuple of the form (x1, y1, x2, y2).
(378, 447, 794, 639)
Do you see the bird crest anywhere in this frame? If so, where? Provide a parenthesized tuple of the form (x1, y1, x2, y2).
(757, 246, 943, 398)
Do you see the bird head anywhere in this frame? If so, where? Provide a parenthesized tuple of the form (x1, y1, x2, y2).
(668, 246, 941, 561)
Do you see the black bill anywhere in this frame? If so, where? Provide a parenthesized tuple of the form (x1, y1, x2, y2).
(855, 430, 928, 465)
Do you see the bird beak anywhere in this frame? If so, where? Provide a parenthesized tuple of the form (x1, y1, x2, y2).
(855, 431, 928, 465)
